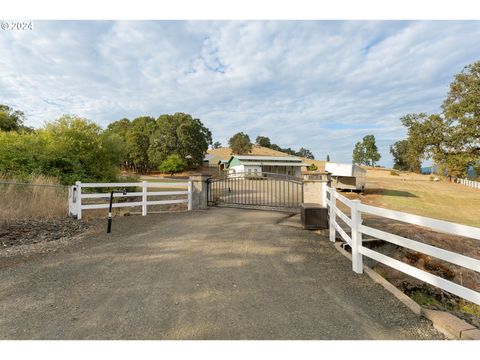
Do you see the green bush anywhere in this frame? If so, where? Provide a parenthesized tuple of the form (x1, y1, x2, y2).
(307, 163, 318, 171)
(158, 154, 186, 175)
(0, 115, 125, 185)
(390, 170, 399, 176)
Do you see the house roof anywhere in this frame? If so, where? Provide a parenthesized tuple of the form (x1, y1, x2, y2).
(227, 155, 308, 167)
(230, 155, 303, 162)
(235, 162, 309, 167)
(203, 154, 220, 161)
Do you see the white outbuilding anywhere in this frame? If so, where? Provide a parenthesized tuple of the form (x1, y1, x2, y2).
(226, 155, 307, 178)
(325, 162, 366, 191)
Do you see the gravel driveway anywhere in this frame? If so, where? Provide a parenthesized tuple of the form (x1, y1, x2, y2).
(0, 208, 443, 339)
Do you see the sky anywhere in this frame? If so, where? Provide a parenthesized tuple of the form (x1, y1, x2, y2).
(1, 20, 479, 166)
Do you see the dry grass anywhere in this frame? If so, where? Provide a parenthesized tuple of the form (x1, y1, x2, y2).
(342, 167, 480, 320)
(348, 168, 480, 227)
(0, 174, 68, 222)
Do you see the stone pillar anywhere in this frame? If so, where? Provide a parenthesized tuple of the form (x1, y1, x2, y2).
(302, 172, 331, 206)
(189, 174, 210, 210)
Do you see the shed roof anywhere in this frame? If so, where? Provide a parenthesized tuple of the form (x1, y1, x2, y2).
(227, 155, 309, 167)
(233, 155, 303, 162)
(204, 154, 221, 161)
(238, 162, 309, 167)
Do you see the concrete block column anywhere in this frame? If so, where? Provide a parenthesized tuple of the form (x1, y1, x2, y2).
(189, 174, 211, 210)
(302, 172, 331, 206)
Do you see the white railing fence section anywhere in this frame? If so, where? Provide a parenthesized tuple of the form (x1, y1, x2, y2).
(69, 181, 192, 219)
(456, 178, 480, 189)
(326, 186, 480, 305)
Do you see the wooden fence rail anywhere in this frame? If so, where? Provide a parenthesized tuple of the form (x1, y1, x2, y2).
(326, 186, 480, 305)
(69, 181, 192, 219)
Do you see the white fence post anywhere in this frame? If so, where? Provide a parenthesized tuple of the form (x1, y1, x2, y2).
(142, 181, 147, 216)
(75, 181, 82, 219)
(188, 181, 192, 211)
(329, 187, 336, 242)
(351, 199, 363, 274)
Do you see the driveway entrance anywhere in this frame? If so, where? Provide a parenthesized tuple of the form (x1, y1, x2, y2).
(207, 172, 303, 212)
(0, 208, 442, 339)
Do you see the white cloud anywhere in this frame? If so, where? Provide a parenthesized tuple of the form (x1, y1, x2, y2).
(0, 20, 479, 165)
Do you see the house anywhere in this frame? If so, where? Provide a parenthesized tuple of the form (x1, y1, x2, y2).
(325, 162, 366, 191)
(226, 155, 308, 178)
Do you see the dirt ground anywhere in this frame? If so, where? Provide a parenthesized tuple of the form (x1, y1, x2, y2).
(0, 208, 443, 340)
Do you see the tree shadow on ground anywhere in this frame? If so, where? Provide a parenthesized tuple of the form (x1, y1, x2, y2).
(365, 188, 418, 198)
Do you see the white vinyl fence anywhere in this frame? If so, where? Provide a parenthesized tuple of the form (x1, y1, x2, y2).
(326, 186, 480, 305)
(456, 178, 480, 189)
(69, 181, 192, 219)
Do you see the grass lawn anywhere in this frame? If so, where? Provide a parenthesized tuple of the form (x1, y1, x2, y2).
(353, 169, 480, 227)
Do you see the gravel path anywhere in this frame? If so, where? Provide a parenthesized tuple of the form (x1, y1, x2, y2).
(0, 208, 443, 339)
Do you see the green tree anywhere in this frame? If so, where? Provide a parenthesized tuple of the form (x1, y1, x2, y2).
(269, 143, 282, 152)
(440, 61, 480, 177)
(229, 132, 252, 154)
(297, 147, 315, 159)
(398, 61, 480, 178)
(126, 116, 156, 173)
(106, 118, 131, 139)
(255, 136, 271, 148)
(363, 135, 381, 166)
(212, 141, 222, 149)
(41, 115, 124, 184)
(352, 141, 366, 165)
(105, 118, 132, 170)
(442, 61, 480, 154)
(400, 112, 461, 176)
(0, 104, 29, 132)
(326, 154, 330, 162)
(390, 140, 409, 171)
(0, 130, 49, 179)
(158, 154, 186, 175)
(148, 112, 212, 169)
(390, 139, 422, 172)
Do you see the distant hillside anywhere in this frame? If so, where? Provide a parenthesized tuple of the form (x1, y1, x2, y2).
(207, 146, 325, 171)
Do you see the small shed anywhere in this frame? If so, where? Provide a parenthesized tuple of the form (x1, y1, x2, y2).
(325, 162, 366, 191)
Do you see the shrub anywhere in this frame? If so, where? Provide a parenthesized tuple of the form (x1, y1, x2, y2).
(390, 170, 399, 176)
(159, 154, 186, 175)
(0, 115, 125, 185)
(307, 163, 318, 171)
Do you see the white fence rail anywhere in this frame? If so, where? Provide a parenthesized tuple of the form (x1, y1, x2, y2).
(456, 178, 480, 189)
(69, 181, 192, 219)
(326, 186, 480, 305)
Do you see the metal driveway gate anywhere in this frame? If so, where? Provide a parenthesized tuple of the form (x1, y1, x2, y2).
(207, 172, 303, 212)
